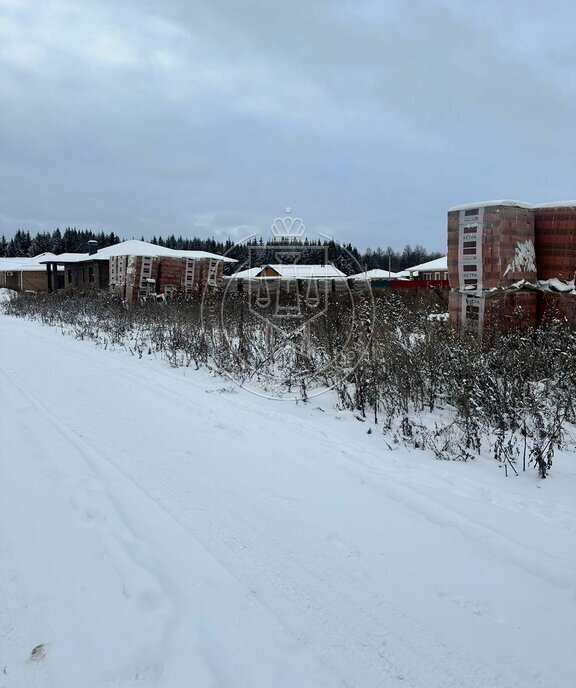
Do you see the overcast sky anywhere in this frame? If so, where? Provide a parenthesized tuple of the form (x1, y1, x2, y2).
(1, 0, 574, 251)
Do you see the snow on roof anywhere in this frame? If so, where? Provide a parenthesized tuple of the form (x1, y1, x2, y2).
(228, 264, 346, 280)
(178, 250, 236, 262)
(406, 257, 447, 273)
(448, 200, 532, 212)
(226, 266, 264, 280)
(39, 252, 89, 264)
(532, 201, 576, 209)
(0, 253, 61, 272)
(0, 257, 29, 271)
(349, 269, 409, 280)
(94, 240, 236, 262)
(97, 240, 174, 258)
(41, 240, 236, 264)
(449, 200, 576, 212)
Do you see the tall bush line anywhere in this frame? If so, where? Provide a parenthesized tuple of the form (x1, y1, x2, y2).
(3, 290, 574, 478)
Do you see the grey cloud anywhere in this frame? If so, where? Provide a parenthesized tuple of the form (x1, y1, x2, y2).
(0, 0, 574, 250)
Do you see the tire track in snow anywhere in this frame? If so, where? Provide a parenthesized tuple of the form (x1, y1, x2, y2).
(1, 317, 572, 687)
(99, 361, 575, 593)
(0, 366, 338, 688)
(0, 374, 534, 688)
(0, 368, 179, 687)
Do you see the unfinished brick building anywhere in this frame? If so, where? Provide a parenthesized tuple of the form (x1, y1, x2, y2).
(109, 253, 225, 302)
(448, 200, 576, 331)
(44, 240, 234, 302)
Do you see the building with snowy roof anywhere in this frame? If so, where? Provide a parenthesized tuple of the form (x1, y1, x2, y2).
(41, 239, 236, 302)
(0, 253, 63, 292)
(405, 257, 448, 282)
(348, 269, 410, 286)
(227, 264, 346, 281)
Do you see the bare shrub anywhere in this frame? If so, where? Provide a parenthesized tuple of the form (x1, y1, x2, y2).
(3, 288, 574, 478)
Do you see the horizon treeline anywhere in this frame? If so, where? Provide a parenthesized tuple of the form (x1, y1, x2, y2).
(0, 227, 442, 272)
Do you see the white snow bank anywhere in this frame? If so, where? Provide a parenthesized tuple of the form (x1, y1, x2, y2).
(0, 287, 17, 302)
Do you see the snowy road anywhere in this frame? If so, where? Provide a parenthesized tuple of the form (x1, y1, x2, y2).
(0, 315, 575, 688)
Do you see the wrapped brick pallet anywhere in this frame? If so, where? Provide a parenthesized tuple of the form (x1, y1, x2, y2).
(124, 255, 159, 303)
(449, 290, 537, 332)
(159, 257, 186, 295)
(533, 203, 576, 282)
(448, 201, 536, 292)
(538, 291, 576, 327)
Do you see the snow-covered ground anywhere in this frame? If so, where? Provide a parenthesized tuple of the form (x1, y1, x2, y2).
(0, 314, 574, 688)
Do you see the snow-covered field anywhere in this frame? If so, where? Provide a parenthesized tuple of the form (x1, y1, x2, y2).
(0, 314, 575, 688)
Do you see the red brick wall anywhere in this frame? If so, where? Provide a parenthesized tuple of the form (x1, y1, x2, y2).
(533, 206, 576, 282)
(449, 290, 537, 332)
(537, 291, 576, 327)
(448, 205, 535, 291)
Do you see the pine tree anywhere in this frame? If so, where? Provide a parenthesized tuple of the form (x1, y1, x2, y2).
(30, 231, 52, 256)
(51, 228, 63, 254)
(11, 229, 32, 257)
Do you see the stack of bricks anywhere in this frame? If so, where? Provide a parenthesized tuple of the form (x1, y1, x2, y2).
(158, 257, 223, 295)
(533, 204, 576, 282)
(447, 201, 537, 332)
(449, 290, 538, 331)
(124, 255, 159, 303)
(109, 256, 128, 298)
(534, 204, 576, 327)
(538, 291, 576, 325)
(108, 255, 227, 302)
(159, 257, 186, 296)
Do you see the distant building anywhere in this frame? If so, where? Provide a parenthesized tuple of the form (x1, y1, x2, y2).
(41, 240, 235, 302)
(348, 269, 409, 288)
(0, 253, 63, 292)
(225, 264, 350, 303)
(228, 264, 346, 281)
(349, 263, 448, 291)
(406, 257, 448, 283)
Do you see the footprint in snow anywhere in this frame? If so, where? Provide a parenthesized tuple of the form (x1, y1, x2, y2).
(29, 644, 46, 661)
